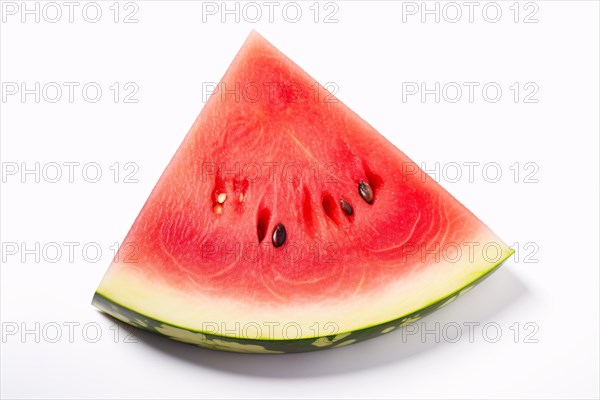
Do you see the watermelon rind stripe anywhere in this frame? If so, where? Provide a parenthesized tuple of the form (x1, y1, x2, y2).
(92, 249, 513, 354)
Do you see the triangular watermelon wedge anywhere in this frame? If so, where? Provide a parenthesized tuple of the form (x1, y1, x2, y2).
(93, 31, 513, 353)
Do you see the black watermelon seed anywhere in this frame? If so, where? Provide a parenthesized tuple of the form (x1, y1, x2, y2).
(272, 223, 287, 248)
(340, 199, 353, 216)
(358, 181, 374, 204)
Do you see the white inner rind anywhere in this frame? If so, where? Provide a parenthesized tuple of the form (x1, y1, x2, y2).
(97, 228, 512, 340)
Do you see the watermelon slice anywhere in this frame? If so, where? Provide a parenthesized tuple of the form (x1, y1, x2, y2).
(93, 31, 513, 353)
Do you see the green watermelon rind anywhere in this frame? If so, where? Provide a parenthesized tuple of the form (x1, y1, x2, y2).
(92, 249, 513, 354)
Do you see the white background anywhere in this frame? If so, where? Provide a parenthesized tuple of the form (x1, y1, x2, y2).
(1, 1, 599, 399)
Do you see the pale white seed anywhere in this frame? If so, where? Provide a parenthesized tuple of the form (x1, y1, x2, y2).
(217, 193, 227, 204)
(239, 193, 245, 202)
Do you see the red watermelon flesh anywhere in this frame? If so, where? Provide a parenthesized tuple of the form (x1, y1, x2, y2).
(94, 31, 512, 352)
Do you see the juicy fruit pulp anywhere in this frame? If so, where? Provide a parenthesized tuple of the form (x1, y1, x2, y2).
(93, 31, 513, 353)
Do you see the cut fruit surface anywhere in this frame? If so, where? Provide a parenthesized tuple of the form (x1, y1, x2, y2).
(93, 31, 513, 353)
